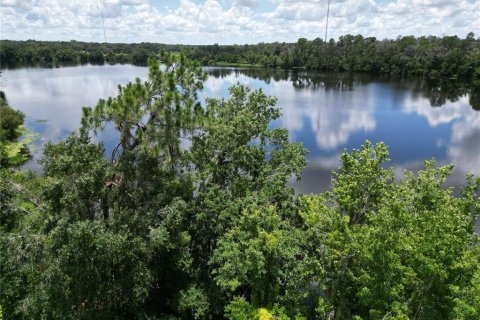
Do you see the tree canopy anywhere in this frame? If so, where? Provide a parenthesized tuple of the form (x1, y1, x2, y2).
(2, 33, 479, 88)
(0, 91, 30, 167)
(1, 53, 479, 320)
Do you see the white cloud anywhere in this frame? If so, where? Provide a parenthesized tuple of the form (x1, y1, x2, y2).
(232, 0, 258, 7)
(0, 0, 478, 43)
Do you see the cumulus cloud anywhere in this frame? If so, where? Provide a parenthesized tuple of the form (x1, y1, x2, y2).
(232, 0, 258, 7)
(0, 0, 478, 43)
(268, 0, 478, 40)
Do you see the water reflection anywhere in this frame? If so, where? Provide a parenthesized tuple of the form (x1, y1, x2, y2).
(1, 65, 478, 198)
(206, 67, 290, 83)
(0, 65, 148, 170)
(202, 68, 479, 200)
(413, 79, 480, 110)
(291, 72, 374, 92)
(272, 78, 376, 150)
(402, 94, 480, 182)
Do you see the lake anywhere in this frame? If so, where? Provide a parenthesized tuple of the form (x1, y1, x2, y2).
(1, 64, 479, 196)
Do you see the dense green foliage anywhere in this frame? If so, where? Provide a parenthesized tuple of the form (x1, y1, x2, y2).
(1, 53, 479, 320)
(2, 33, 479, 85)
(0, 92, 30, 166)
(0, 93, 24, 142)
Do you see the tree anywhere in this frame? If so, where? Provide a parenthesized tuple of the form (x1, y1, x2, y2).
(297, 142, 480, 319)
(0, 91, 29, 167)
(182, 84, 307, 317)
(1, 50, 479, 320)
(0, 92, 24, 142)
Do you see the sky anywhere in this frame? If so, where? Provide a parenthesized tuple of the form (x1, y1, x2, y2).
(0, 0, 479, 44)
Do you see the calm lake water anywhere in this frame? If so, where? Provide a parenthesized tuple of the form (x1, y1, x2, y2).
(1, 64, 479, 197)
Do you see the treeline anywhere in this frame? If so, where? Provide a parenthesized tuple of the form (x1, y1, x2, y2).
(1, 33, 479, 84)
(0, 40, 170, 66)
(1, 53, 480, 320)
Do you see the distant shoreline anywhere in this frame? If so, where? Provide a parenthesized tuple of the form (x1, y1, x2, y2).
(1, 35, 479, 89)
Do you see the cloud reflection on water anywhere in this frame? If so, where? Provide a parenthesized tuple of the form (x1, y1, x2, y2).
(1, 65, 478, 199)
(401, 93, 480, 180)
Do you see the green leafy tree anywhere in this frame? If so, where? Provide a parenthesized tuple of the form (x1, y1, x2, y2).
(1, 49, 479, 320)
(0, 92, 24, 142)
(298, 142, 480, 319)
(184, 84, 306, 316)
(0, 91, 29, 167)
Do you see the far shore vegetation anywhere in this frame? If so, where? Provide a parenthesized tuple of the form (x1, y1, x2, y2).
(1, 32, 479, 89)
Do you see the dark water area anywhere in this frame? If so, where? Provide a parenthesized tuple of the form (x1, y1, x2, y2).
(1, 65, 479, 200)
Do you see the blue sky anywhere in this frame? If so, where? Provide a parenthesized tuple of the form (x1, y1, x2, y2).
(1, 0, 478, 44)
